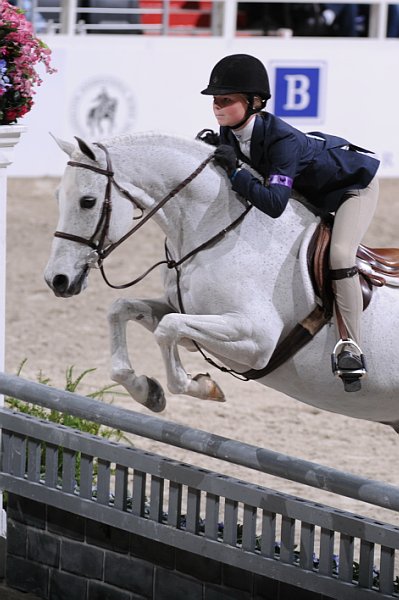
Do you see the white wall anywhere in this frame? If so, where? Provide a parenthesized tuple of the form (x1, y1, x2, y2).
(8, 35, 399, 177)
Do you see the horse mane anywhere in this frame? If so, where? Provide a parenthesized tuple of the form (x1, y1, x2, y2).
(97, 131, 209, 159)
(95, 131, 323, 220)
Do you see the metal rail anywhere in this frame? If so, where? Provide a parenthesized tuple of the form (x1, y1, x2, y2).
(1, 372, 399, 597)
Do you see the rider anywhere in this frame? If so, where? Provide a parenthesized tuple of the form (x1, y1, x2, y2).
(200, 53, 380, 392)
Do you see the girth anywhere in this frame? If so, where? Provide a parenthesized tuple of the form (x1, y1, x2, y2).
(242, 216, 398, 380)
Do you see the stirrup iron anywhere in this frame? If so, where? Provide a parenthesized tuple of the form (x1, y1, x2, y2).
(331, 339, 367, 376)
(331, 339, 367, 393)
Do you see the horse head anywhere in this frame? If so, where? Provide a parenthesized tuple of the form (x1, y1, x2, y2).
(44, 134, 138, 297)
(44, 132, 233, 298)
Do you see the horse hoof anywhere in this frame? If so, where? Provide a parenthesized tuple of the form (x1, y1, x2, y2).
(192, 373, 226, 402)
(143, 377, 166, 412)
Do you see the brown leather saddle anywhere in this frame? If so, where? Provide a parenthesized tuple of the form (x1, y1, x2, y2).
(242, 217, 399, 380)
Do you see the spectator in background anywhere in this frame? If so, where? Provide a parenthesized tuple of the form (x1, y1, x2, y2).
(238, 2, 366, 37)
(305, 3, 361, 36)
(387, 4, 399, 36)
(78, 0, 141, 34)
(238, 2, 294, 33)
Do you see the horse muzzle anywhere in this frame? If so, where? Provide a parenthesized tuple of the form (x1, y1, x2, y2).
(45, 268, 89, 298)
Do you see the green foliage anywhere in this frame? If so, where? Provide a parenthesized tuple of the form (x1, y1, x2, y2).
(6, 360, 124, 436)
(5, 360, 129, 485)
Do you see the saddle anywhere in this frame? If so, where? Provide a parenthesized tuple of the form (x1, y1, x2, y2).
(242, 216, 399, 381)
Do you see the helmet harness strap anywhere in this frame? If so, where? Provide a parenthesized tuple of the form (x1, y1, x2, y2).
(230, 94, 266, 130)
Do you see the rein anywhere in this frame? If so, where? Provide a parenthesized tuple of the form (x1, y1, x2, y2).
(54, 143, 212, 265)
(54, 142, 312, 383)
(100, 203, 252, 290)
(54, 143, 251, 291)
(55, 141, 256, 380)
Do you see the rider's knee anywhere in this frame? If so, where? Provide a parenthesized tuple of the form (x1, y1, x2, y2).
(329, 242, 356, 270)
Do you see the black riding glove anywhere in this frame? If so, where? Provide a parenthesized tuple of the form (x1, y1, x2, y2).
(213, 145, 239, 178)
(195, 128, 220, 147)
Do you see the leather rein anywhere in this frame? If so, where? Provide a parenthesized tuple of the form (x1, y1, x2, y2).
(54, 143, 252, 290)
(54, 143, 317, 382)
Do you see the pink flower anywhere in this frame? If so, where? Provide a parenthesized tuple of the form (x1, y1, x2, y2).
(0, 2, 56, 125)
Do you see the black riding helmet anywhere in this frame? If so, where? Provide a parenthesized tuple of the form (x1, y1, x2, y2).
(201, 54, 271, 100)
(201, 54, 271, 128)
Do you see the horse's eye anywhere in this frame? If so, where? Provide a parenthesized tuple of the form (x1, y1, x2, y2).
(80, 196, 97, 209)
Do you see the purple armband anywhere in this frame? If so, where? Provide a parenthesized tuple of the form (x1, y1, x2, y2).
(269, 174, 293, 188)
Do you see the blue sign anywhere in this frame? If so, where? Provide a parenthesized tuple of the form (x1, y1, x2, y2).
(274, 66, 322, 119)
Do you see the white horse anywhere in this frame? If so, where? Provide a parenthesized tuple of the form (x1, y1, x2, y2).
(44, 132, 399, 431)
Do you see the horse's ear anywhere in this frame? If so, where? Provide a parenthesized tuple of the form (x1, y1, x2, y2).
(74, 136, 97, 162)
(49, 132, 75, 157)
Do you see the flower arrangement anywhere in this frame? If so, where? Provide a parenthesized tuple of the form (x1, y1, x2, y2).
(0, 1, 56, 125)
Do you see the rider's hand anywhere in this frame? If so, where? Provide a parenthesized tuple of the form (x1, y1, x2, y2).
(213, 145, 239, 178)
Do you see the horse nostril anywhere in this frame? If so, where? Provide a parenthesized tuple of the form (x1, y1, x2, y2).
(52, 274, 69, 293)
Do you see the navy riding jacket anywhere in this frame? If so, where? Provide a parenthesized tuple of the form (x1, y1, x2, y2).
(220, 112, 380, 217)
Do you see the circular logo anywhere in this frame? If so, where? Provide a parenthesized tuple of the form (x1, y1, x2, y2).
(70, 76, 136, 138)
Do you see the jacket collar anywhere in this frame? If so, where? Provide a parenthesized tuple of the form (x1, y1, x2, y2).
(249, 113, 268, 163)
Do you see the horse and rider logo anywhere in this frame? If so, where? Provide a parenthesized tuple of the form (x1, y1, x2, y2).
(70, 77, 136, 137)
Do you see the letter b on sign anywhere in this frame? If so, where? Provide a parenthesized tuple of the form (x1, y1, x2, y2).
(274, 67, 321, 118)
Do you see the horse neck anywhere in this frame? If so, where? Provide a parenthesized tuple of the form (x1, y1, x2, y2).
(113, 135, 235, 253)
(108, 135, 315, 268)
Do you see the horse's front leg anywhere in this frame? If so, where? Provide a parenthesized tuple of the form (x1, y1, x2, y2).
(154, 312, 266, 401)
(108, 297, 174, 412)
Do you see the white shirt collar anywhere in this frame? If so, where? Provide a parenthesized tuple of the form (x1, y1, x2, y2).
(232, 116, 256, 144)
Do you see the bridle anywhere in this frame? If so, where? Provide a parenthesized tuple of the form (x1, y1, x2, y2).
(54, 142, 252, 290)
(53, 143, 326, 383)
(55, 143, 210, 269)
(54, 141, 258, 380)
(54, 142, 144, 261)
